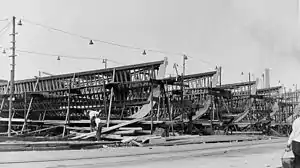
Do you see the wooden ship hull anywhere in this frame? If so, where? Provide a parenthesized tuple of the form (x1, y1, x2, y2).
(0, 58, 298, 138)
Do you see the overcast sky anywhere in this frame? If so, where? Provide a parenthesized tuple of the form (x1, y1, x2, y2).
(0, 0, 299, 89)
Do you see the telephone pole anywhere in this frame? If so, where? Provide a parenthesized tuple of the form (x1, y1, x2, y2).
(8, 16, 16, 137)
(183, 55, 187, 76)
(219, 66, 222, 86)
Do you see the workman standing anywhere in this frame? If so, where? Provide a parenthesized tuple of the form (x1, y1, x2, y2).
(287, 116, 300, 167)
(95, 117, 102, 141)
(87, 110, 103, 141)
(88, 110, 100, 132)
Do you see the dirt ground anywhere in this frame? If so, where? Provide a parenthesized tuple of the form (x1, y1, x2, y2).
(0, 138, 287, 168)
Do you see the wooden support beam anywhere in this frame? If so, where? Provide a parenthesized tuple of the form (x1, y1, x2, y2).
(0, 82, 9, 115)
(0, 60, 164, 88)
(23, 125, 62, 135)
(150, 66, 154, 134)
(113, 130, 135, 135)
(107, 68, 116, 128)
(63, 73, 76, 137)
(103, 74, 107, 119)
(21, 78, 39, 133)
(71, 116, 150, 140)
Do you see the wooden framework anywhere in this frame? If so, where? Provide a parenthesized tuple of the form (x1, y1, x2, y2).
(0, 58, 299, 136)
(0, 60, 166, 132)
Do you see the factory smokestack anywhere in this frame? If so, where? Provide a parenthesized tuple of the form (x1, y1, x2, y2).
(264, 68, 270, 88)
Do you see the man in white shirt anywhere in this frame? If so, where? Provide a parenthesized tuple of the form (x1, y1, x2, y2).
(95, 117, 102, 141)
(88, 110, 100, 121)
(287, 116, 300, 167)
(87, 110, 100, 132)
(87, 110, 103, 141)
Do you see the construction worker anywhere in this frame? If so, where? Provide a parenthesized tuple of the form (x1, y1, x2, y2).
(95, 116, 102, 141)
(287, 116, 300, 167)
(87, 110, 100, 132)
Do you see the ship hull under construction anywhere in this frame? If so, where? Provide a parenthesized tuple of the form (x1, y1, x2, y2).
(0, 59, 298, 138)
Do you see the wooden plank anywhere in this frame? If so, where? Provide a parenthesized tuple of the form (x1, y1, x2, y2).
(113, 130, 135, 135)
(118, 127, 143, 131)
(107, 68, 116, 127)
(0, 82, 9, 114)
(63, 73, 76, 136)
(24, 126, 62, 135)
(0, 118, 164, 125)
(71, 116, 150, 140)
(21, 78, 40, 132)
(234, 108, 250, 123)
(67, 126, 90, 131)
(270, 128, 282, 136)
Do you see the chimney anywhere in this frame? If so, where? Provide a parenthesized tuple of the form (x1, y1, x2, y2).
(264, 68, 270, 88)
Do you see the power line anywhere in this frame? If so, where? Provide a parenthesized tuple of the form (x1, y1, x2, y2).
(20, 18, 215, 65)
(20, 18, 185, 56)
(106, 59, 124, 65)
(0, 46, 125, 65)
(185, 54, 214, 66)
(22, 19, 146, 50)
(0, 18, 9, 22)
(0, 21, 11, 38)
(18, 17, 214, 67)
(16, 49, 125, 65)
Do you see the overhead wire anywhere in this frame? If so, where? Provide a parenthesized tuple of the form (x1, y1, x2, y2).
(16, 49, 125, 65)
(0, 18, 9, 22)
(14, 17, 214, 70)
(185, 54, 214, 66)
(1, 46, 125, 66)
(0, 21, 11, 38)
(21, 18, 148, 51)
(0, 17, 218, 82)
(20, 18, 206, 61)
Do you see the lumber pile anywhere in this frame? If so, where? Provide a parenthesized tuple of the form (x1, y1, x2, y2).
(70, 116, 150, 140)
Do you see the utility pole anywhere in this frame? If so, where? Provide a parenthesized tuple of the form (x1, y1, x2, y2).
(103, 59, 107, 69)
(241, 72, 244, 83)
(8, 16, 16, 137)
(150, 77, 154, 134)
(183, 55, 187, 76)
(248, 72, 252, 131)
(219, 66, 222, 86)
(181, 55, 188, 122)
(102, 58, 107, 119)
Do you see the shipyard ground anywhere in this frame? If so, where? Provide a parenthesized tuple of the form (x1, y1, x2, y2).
(0, 138, 286, 168)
